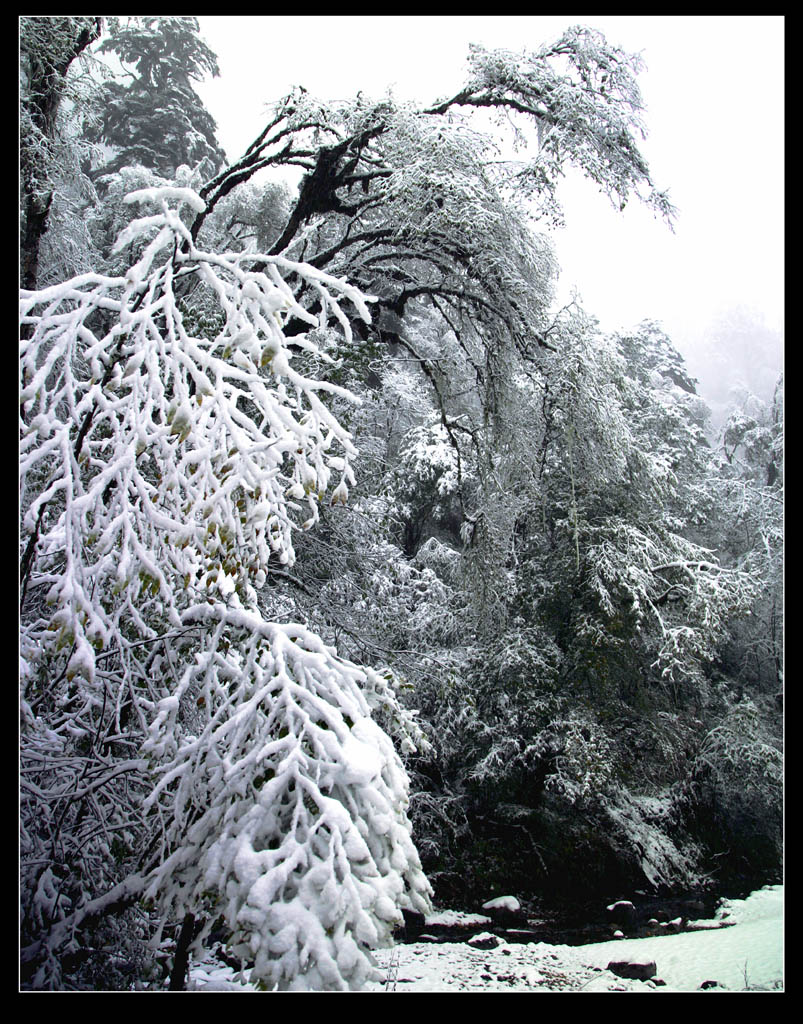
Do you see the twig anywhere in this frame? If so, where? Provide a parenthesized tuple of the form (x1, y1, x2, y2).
(385, 946, 401, 991)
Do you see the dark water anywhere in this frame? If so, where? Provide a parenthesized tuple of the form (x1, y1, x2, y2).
(407, 883, 773, 947)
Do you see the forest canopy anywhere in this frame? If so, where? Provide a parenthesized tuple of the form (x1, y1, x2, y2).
(19, 16, 782, 991)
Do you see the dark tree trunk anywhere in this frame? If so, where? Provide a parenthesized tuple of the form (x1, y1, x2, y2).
(21, 191, 54, 293)
(169, 912, 197, 991)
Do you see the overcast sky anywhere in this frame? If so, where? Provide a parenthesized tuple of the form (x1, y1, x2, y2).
(194, 15, 784, 376)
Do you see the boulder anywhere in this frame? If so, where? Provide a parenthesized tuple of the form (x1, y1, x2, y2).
(606, 900, 637, 929)
(416, 910, 493, 942)
(468, 931, 504, 950)
(481, 895, 527, 927)
(395, 908, 426, 941)
(503, 928, 541, 941)
(607, 958, 657, 981)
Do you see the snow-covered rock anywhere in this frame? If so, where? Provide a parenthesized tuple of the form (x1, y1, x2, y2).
(481, 894, 526, 926)
(426, 910, 493, 929)
(607, 957, 657, 980)
(606, 899, 637, 928)
(482, 895, 521, 913)
(467, 932, 504, 950)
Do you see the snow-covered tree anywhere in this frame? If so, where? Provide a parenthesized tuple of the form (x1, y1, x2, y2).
(178, 25, 674, 405)
(21, 19, 781, 980)
(88, 17, 227, 181)
(20, 15, 103, 289)
(380, 311, 764, 899)
(20, 185, 430, 989)
(713, 375, 783, 691)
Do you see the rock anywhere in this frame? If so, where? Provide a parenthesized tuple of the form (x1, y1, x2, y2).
(417, 910, 493, 942)
(468, 932, 503, 950)
(699, 979, 721, 989)
(398, 908, 426, 940)
(482, 895, 521, 913)
(607, 958, 658, 981)
(606, 900, 637, 928)
(482, 895, 526, 927)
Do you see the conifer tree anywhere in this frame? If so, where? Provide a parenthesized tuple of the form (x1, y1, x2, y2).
(89, 17, 227, 181)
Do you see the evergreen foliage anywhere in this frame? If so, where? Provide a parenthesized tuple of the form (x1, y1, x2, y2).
(89, 17, 227, 180)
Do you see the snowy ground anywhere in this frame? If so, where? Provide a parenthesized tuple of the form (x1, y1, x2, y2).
(188, 885, 783, 993)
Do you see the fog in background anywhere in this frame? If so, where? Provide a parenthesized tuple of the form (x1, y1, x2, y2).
(194, 15, 784, 433)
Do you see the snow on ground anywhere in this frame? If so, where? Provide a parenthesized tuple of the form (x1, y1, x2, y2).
(188, 885, 783, 993)
(572, 885, 784, 992)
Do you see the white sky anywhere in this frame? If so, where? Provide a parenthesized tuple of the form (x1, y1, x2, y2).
(194, 15, 784, 360)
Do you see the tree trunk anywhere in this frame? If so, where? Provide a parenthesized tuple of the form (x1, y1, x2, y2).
(168, 912, 197, 991)
(21, 191, 54, 293)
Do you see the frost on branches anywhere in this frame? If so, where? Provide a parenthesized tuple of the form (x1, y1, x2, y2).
(142, 606, 430, 990)
(20, 186, 431, 990)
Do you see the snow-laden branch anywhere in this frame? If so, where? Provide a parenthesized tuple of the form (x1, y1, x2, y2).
(20, 186, 431, 990)
(20, 187, 374, 689)
(139, 604, 431, 990)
